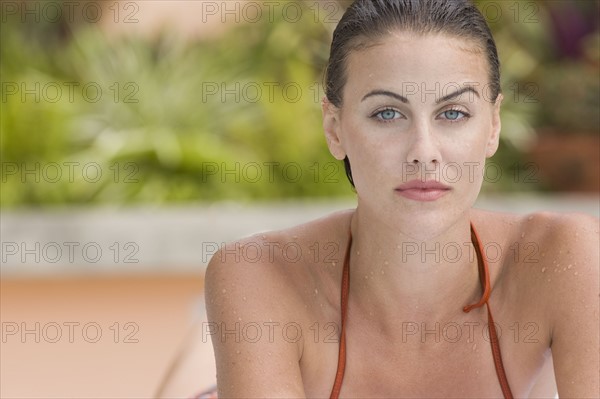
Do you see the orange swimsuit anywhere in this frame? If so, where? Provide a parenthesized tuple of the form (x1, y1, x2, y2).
(329, 222, 514, 398)
(194, 222, 514, 398)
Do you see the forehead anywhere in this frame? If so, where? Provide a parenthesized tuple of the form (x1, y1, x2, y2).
(344, 32, 489, 100)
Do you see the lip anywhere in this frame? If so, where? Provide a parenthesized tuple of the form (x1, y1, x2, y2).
(394, 180, 451, 202)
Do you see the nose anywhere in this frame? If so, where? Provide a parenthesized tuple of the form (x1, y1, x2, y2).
(405, 120, 442, 167)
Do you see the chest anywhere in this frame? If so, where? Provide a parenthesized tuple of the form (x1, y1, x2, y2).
(299, 303, 551, 398)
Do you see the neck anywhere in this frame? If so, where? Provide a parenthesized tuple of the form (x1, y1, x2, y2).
(348, 206, 483, 324)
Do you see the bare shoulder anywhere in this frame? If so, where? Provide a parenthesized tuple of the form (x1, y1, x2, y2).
(520, 211, 599, 316)
(205, 207, 353, 306)
(534, 212, 599, 396)
(525, 211, 599, 319)
(533, 211, 599, 265)
(470, 208, 599, 320)
(472, 209, 599, 396)
(470, 208, 598, 268)
(516, 211, 599, 289)
(203, 208, 353, 396)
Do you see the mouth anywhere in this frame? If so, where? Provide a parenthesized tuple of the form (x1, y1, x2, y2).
(394, 180, 451, 202)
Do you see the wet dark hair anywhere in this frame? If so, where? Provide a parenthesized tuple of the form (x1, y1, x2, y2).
(324, 0, 501, 188)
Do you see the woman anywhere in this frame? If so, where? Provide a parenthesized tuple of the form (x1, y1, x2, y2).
(204, 0, 599, 397)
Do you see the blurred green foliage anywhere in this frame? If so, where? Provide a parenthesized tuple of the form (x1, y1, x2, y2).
(1, 1, 597, 207)
(1, 1, 350, 207)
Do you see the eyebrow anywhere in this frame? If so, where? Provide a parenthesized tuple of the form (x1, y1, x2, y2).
(361, 86, 481, 104)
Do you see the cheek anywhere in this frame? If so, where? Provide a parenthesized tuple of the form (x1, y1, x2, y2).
(341, 126, 393, 186)
(447, 119, 493, 157)
(445, 128, 490, 187)
(346, 140, 387, 180)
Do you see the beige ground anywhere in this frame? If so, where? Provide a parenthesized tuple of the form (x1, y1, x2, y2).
(0, 273, 216, 398)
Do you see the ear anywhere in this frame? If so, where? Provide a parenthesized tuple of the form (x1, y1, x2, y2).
(322, 97, 346, 160)
(485, 93, 503, 158)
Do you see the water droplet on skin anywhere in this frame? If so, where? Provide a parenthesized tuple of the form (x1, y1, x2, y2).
(378, 249, 382, 255)
(574, 271, 579, 275)
(528, 216, 533, 221)
(364, 275, 369, 280)
(233, 310, 237, 314)
(222, 289, 227, 294)
(547, 278, 552, 282)
(314, 288, 318, 295)
(243, 296, 247, 301)
(381, 269, 385, 274)
(521, 232, 525, 238)
(384, 261, 389, 265)
(567, 264, 573, 269)
(541, 267, 546, 273)
(357, 250, 360, 255)
(331, 262, 336, 267)
(472, 343, 477, 351)
(262, 235, 266, 239)
(268, 351, 272, 356)
(293, 235, 298, 239)
(236, 350, 241, 354)
(238, 317, 242, 321)
(370, 270, 374, 275)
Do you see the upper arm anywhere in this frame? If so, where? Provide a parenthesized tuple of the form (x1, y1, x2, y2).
(546, 214, 599, 397)
(204, 239, 307, 398)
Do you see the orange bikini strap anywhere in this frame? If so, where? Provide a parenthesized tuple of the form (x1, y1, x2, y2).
(463, 222, 491, 312)
(329, 229, 351, 399)
(463, 222, 514, 399)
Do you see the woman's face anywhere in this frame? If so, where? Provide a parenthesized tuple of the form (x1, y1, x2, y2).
(323, 32, 503, 236)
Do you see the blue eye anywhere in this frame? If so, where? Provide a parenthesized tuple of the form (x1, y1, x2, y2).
(441, 109, 469, 121)
(445, 110, 461, 120)
(373, 109, 401, 121)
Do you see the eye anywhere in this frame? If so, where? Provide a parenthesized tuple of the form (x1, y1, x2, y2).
(439, 108, 470, 122)
(372, 108, 402, 122)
